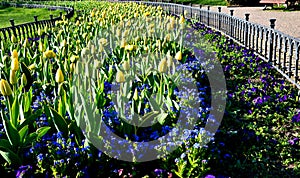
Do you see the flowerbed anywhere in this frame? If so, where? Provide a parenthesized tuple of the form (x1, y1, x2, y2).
(0, 1, 299, 177)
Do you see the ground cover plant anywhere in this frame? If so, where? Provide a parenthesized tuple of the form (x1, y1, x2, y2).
(0, 5, 63, 28)
(0, 1, 299, 177)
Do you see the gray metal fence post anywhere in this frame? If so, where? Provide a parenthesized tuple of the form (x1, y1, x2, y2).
(10, 19, 15, 27)
(218, 7, 221, 30)
(244, 13, 250, 47)
(230, 10, 234, 37)
(207, 6, 210, 26)
(269, 18, 276, 63)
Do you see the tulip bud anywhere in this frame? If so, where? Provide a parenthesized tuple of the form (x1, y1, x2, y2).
(23, 38, 29, 47)
(28, 63, 36, 71)
(122, 60, 130, 71)
(2, 55, 8, 63)
(12, 50, 18, 59)
(179, 15, 185, 24)
(158, 58, 168, 73)
(39, 42, 45, 52)
(120, 38, 126, 48)
(21, 73, 27, 86)
(60, 39, 67, 48)
(70, 55, 79, 63)
(133, 88, 138, 101)
(9, 70, 17, 85)
(70, 63, 76, 73)
(175, 51, 182, 61)
(55, 68, 64, 83)
(44, 50, 56, 59)
(125, 45, 134, 51)
(11, 57, 19, 71)
(0, 79, 12, 96)
(11, 35, 17, 43)
(38, 28, 42, 36)
(116, 70, 125, 83)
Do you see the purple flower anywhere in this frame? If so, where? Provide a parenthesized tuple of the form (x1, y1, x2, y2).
(205, 175, 216, 178)
(16, 165, 32, 177)
(292, 113, 300, 123)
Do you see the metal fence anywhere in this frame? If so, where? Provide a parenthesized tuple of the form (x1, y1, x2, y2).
(123, 1, 300, 88)
(0, 2, 74, 43)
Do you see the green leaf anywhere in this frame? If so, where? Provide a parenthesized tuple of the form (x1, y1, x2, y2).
(20, 62, 33, 90)
(20, 109, 42, 129)
(18, 125, 28, 144)
(157, 113, 168, 125)
(0, 148, 21, 166)
(68, 120, 83, 146)
(1, 111, 20, 149)
(45, 106, 68, 137)
(0, 139, 12, 150)
(24, 132, 38, 146)
(11, 96, 19, 127)
(36, 126, 51, 139)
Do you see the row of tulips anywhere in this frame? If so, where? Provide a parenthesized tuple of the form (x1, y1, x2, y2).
(0, 1, 299, 177)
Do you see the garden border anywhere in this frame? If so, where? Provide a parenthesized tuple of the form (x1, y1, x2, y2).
(119, 1, 300, 89)
(0, 2, 74, 44)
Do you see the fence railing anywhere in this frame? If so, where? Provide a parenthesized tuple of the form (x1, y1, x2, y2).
(0, 2, 74, 43)
(121, 1, 300, 88)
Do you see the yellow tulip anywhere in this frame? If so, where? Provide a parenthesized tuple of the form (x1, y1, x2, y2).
(9, 70, 17, 85)
(122, 60, 130, 71)
(11, 35, 17, 43)
(39, 42, 45, 52)
(55, 68, 64, 83)
(116, 70, 125, 83)
(179, 15, 185, 24)
(12, 50, 18, 59)
(125, 45, 135, 51)
(44, 50, 56, 59)
(11, 57, 19, 71)
(133, 88, 138, 101)
(158, 58, 167, 73)
(21, 73, 27, 86)
(175, 51, 182, 61)
(0, 79, 12, 96)
(120, 38, 126, 48)
(70, 55, 79, 63)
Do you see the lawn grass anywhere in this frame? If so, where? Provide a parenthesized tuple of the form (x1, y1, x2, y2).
(0, 6, 63, 28)
(172, 0, 228, 6)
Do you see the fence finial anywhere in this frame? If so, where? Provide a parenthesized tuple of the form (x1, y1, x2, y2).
(245, 13, 250, 21)
(10, 19, 14, 27)
(218, 7, 221, 12)
(270, 19, 276, 29)
(230, 9, 234, 16)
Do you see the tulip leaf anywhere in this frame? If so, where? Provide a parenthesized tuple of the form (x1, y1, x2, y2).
(0, 139, 12, 150)
(11, 96, 19, 128)
(157, 113, 169, 125)
(0, 148, 21, 166)
(45, 106, 68, 137)
(1, 111, 20, 149)
(19, 109, 42, 129)
(18, 125, 28, 144)
(20, 62, 33, 90)
(36, 126, 51, 139)
(24, 132, 38, 146)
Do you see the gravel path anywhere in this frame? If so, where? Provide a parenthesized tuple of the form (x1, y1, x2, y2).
(199, 6, 300, 39)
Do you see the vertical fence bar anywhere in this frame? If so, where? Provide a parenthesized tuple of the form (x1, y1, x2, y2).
(230, 10, 234, 37)
(207, 6, 210, 26)
(244, 13, 250, 47)
(269, 19, 276, 63)
(218, 7, 221, 30)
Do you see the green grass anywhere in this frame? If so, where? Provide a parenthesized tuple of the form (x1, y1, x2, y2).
(172, 0, 228, 6)
(0, 6, 63, 28)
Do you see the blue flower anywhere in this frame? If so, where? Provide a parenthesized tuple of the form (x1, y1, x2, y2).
(292, 113, 300, 123)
